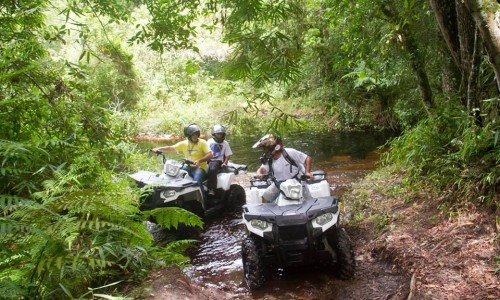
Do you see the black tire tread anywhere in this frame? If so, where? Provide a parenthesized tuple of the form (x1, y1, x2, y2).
(331, 226, 356, 279)
(227, 184, 246, 209)
(241, 236, 266, 289)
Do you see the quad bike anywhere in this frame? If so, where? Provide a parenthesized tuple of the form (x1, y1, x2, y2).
(241, 172, 356, 289)
(129, 150, 247, 217)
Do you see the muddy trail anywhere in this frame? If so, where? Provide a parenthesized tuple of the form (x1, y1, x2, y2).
(131, 152, 414, 300)
(184, 198, 410, 300)
(128, 130, 499, 299)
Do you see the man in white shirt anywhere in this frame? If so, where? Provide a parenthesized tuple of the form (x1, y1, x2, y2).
(253, 134, 312, 203)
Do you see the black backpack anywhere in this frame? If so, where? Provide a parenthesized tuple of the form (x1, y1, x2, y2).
(267, 148, 299, 181)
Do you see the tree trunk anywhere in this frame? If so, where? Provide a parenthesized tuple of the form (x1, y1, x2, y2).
(462, 0, 500, 92)
(429, 0, 492, 118)
(403, 31, 435, 115)
(457, 0, 479, 107)
(467, 28, 484, 126)
(379, 2, 435, 116)
(429, 0, 461, 68)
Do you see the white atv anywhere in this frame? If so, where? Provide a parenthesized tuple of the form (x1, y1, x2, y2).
(129, 151, 247, 217)
(241, 171, 355, 289)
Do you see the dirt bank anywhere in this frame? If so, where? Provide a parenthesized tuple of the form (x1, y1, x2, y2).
(345, 171, 499, 299)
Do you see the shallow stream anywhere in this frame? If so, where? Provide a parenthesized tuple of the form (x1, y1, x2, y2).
(153, 131, 400, 298)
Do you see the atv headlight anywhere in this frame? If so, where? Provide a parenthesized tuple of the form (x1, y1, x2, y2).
(288, 186, 301, 199)
(161, 190, 176, 198)
(165, 163, 180, 177)
(250, 219, 270, 230)
(313, 213, 333, 226)
(280, 181, 302, 200)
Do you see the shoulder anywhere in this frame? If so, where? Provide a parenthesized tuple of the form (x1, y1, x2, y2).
(173, 140, 187, 148)
(284, 148, 307, 159)
(198, 139, 210, 149)
(284, 148, 302, 155)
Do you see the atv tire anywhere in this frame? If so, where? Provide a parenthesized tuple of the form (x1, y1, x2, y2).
(241, 235, 266, 289)
(227, 184, 246, 209)
(330, 226, 356, 279)
(146, 220, 169, 244)
(182, 200, 204, 218)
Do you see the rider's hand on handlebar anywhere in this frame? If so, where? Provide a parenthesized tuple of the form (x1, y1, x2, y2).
(193, 160, 200, 167)
(254, 173, 264, 180)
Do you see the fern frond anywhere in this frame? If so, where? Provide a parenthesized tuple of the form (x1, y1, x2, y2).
(145, 207, 204, 229)
(53, 190, 140, 217)
(0, 250, 30, 272)
(75, 216, 145, 240)
(36, 255, 115, 276)
(0, 139, 50, 164)
(38, 138, 72, 150)
(0, 194, 36, 214)
(165, 239, 198, 254)
(0, 167, 23, 176)
(0, 278, 29, 299)
(40, 169, 83, 196)
(157, 239, 198, 265)
(0, 217, 38, 237)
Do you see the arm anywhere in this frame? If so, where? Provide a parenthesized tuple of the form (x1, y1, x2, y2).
(222, 142, 232, 167)
(194, 151, 213, 167)
(151, 145, 176, 152)
(304, 155, 313, 178)
(222, 155, 231, 167)
(255, 165, 268, 179)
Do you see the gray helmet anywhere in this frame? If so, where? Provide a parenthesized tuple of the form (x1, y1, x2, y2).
(183, 123, 201, 138)
(212, 124, 226, 143)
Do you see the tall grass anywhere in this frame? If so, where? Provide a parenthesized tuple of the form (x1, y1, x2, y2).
(383, 104, 499, 209)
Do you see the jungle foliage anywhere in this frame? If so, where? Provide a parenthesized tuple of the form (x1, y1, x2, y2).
(0, 0, 499, 298)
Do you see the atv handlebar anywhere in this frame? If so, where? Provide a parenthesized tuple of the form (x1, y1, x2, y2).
(151, 149, 167, 164)
(251, 174, 270, 181)
(251, 174, 311, 182)
(250, 173, 319, 191)
(149, 149, 195, 167)
(180, 158, 195, 167)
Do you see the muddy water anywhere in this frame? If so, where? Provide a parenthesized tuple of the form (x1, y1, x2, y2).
(180, 131, 406, 299)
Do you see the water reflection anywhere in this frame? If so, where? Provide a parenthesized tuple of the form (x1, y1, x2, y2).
(226, 131, 394, 171)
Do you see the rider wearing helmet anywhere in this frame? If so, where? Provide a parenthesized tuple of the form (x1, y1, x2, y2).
(206, 124, 233, 196)
(183, 123, 202, 139)
(152, 123, 213, 196)
(253, 134, 312, 203)
(212, 124, 226, 143)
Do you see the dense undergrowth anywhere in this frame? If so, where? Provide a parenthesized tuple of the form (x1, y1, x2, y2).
(383, 105, 499, 210)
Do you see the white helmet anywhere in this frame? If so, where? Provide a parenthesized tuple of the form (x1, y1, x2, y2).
(211, 124, 226, 143)
(252, 134, 283, 157)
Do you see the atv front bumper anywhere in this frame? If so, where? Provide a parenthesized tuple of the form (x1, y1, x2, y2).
(243, 197, 340, 267)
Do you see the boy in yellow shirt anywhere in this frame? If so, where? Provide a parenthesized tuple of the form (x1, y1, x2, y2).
(152, 123, 213, 197)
